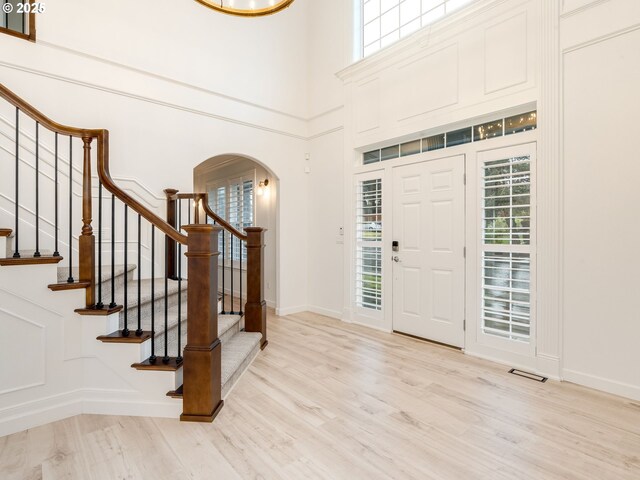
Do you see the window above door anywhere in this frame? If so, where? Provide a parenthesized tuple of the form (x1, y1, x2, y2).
(361, 0, 475, 58)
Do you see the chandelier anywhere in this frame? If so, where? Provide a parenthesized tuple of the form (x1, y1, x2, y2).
(195, 0, 296, 17)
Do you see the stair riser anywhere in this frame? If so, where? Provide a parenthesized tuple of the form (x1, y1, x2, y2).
(95, 269, 137, 301)
(118, 293, 186, 332)
(155, 310, 239, 355)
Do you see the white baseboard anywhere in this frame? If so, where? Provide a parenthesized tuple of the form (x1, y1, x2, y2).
(306, 305, 343, 320)
(276, 305, 307, 316)
(0, 388, 184, 438)
(462, 348, 538, 375)
(350, 319, 392, 333)
(562, 369, 640, 402)
(0, 390, 83, 438)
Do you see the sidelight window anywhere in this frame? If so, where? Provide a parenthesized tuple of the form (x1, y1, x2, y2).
(356, 177, 383, 310)
(481, 151, 534, 342)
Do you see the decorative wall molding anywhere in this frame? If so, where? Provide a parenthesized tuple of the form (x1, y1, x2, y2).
(560, 0, 611, 18)
(337, 0, 520, 82)
(37, 39, 310, 123)
(536, 0, 562, 377)
(0, 61, 310, 141)
(0, 305, 45, 395)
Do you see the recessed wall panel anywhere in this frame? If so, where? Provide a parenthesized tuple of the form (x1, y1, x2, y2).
(484, 13, 528, 94)
(394, 44, 459, 122)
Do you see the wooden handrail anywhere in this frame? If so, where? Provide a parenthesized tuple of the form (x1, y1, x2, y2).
(0, 83, 187, 246)
(168, 190, 248, 241)
(96, 133, 187, 245)
(201, 197, 248, 241)
(0, 84, 99, 138)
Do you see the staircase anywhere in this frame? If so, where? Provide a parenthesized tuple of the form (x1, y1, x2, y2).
(0, 83, 268, 433)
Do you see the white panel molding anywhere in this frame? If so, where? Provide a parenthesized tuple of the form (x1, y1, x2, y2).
(354, 77, 381, 134)
(536, 0, 562, 378)
(484, 12, 529, 95)
(36, 39, 309, 123)
(0, 61, 309, 141)
(395, 44, 460, 122)
(0, 306, 46, 395)
(561, 0, 611, 18)
(562, 22, 640, 54)
(337, 0, 526, 82)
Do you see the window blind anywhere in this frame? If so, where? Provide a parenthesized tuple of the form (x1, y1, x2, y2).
(356, 178, 383, 310)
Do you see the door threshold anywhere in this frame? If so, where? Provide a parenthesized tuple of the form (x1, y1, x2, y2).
(392, 330, 462, 351)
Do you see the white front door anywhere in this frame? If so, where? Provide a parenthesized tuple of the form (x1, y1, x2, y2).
(392, 155, 465, 347)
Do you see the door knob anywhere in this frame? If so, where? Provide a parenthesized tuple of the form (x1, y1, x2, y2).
(392, 256, 401, 263)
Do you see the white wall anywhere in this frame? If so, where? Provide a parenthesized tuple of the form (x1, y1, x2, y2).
(305, 0, 350, 319)
(0, 0, 311, 313)
(326, 0, 640, 401)
(560, 0, 640, 400)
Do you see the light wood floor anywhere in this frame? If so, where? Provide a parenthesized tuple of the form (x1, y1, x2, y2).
(2, 312, 639, 479)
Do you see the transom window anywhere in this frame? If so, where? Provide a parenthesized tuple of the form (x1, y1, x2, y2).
(362, 0, 474, 57)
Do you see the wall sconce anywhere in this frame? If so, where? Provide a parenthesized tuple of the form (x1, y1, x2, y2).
(257, 179, 270, 196)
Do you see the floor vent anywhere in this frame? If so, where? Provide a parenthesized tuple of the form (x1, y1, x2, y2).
(508, 368, 548, 383)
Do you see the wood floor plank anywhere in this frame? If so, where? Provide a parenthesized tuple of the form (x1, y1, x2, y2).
(1, 311, 639, 479)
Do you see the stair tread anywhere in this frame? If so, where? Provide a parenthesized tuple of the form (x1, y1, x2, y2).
(221, 332, 262, 386)
(0, 228, 12, 237)
(57, 264, 136, 284)
(128, 306, 238, 340)
(114, 278, 186, 311)
(0, 255, 63, 266)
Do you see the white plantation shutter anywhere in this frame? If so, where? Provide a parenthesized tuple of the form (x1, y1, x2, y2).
(481, 152, 534, 342)
(207, 175, 254, 262)
(356, 178, 383, 310)
(208, 186, 226, 254)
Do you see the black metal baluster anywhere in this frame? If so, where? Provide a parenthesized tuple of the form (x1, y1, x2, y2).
(163, 232, 169, 364)
(122, 204, 129, 336)
(221, 230, 226, 314)
(13, 108, 20, 258)
(96, 182, 104, 309)
(67, 136, 74, 282)
(136, 213, 142, 337)
(177, 202, 183, 363)
(53, 133, 60, 257)
(33, 122, 40, 257)
(230, 232, 235, 314)
(150, 225, 156, 364)
(109, 194, 116, 309)
(239, 238, 244, 315)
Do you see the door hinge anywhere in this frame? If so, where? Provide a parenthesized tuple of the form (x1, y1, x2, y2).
(463, 319, 466, 331)
(463, 246, 466, 258)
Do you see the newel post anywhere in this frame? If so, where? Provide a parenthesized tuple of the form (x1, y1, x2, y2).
(164, 189, 178, 280)
(79, 136, 96, 307)
(244, 227, 268, 349)
(181, 224, 224, 422)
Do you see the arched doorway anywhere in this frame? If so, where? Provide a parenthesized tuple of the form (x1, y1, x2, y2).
(194, 154, 279, 312)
